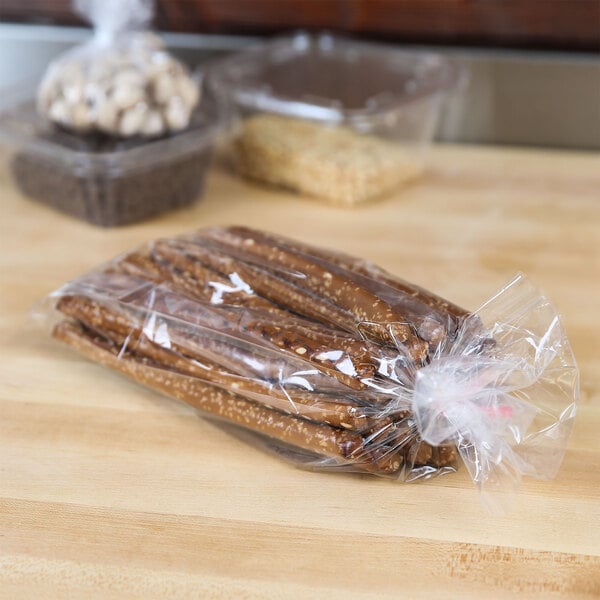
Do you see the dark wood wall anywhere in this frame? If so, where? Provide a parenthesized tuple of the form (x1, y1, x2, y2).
(1, 0, 599, 52)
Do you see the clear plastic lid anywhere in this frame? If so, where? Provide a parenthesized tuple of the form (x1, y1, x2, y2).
(206, 33, 461, 128)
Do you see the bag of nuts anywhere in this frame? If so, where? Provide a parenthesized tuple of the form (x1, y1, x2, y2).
(37, 0, 200, 138)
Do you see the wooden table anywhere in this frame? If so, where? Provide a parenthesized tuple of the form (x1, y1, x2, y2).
(1, 145, 599, 599)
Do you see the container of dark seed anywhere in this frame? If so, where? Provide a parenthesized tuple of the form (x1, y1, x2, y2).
(0, 0, 226, 226)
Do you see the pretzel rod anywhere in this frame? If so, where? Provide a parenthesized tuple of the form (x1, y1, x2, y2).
(61, 264, 427, 399)
(144, 244, 292, 316)
(90, 260, 440, 392)
(111, 252, 164, 283)
(153, 237, 359, 328)
(196, 228, 427, 342)
(133, 242, 423, 390)
(149, 241, 352, 341)
(147, 243, 397, 360)
(377, 419, 457, 468)
(118, 249, 286, 316)
(117, 251, 224, 308)
(261, 229, 486, 356)
(138, 289, 376, 391)
(428, 445, 457, 468)
(199, 227, 457, 348)
(56, 295, 377, 430)
(53, 320, 403, 474)
(115, 243, 429, 367)
(156, 239, 427, 369)
(57, 290, 348, 393)
(55, 290, 358, 397)
(189, 233, 430, 362)
(110, 254, 389, 391)
(219, 226, 470, 324)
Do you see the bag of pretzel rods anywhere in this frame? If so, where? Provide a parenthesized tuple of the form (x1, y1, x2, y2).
(37, 227, 578, 508)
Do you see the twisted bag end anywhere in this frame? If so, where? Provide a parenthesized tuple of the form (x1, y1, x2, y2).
(412, 274, 578, 505)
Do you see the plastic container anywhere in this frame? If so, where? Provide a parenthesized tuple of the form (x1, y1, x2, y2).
(206, 33, 461, 205)
(0, 84, 225, 226)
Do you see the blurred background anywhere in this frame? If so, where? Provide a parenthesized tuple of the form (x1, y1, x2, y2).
(1, 0, 598, 149)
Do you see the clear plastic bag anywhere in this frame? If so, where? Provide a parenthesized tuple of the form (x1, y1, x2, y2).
(37, 0, 200, 137)
(35, 227, 578, 506)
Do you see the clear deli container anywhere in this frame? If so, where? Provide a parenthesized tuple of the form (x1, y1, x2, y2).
(0, 83, 226, 227)
(206, 33, 461, 206)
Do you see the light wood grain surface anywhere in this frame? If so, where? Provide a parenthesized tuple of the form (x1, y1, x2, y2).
(1, 145, 599, 599)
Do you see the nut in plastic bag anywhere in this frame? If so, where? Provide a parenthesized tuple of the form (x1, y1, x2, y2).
(38, 0, 200, 138)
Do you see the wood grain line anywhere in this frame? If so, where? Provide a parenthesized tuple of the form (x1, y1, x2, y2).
(2, 498, 600, 598)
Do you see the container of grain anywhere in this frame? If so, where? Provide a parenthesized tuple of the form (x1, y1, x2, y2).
(206, 33, 461, 206)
